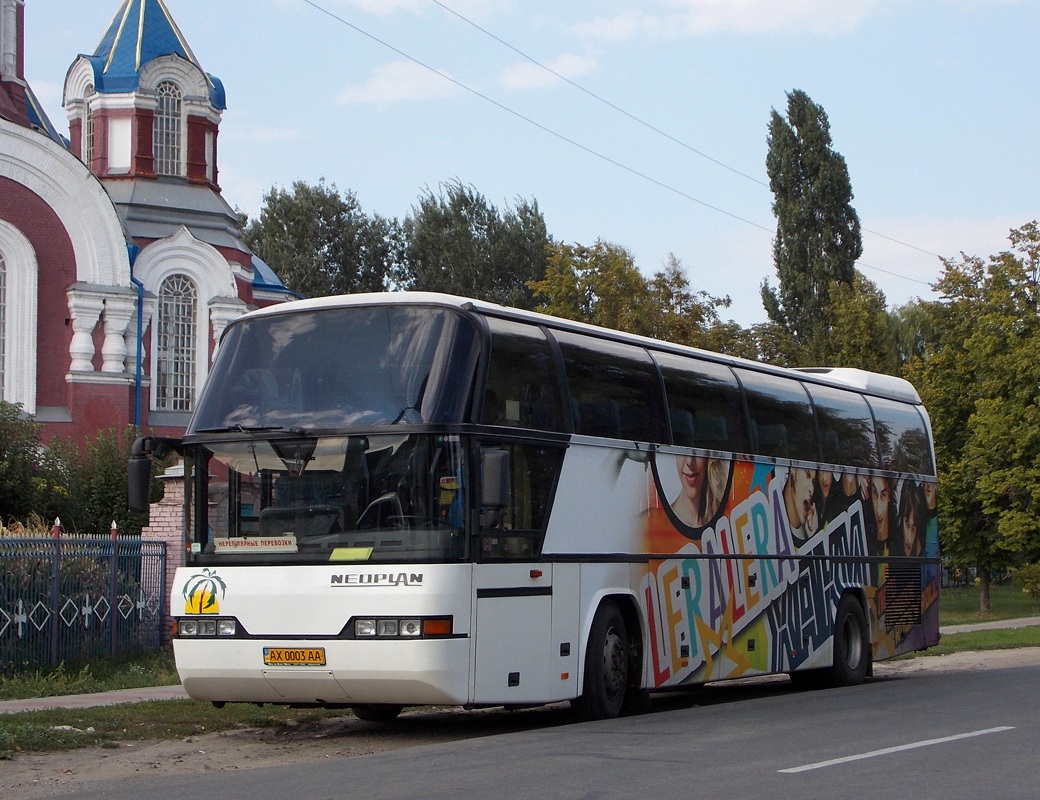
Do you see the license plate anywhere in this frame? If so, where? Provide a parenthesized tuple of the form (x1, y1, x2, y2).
(263, 647, 326, 666)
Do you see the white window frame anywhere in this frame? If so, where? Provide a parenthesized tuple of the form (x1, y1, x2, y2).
(155, 273, 197, 412)
(154, 80, 183, 177)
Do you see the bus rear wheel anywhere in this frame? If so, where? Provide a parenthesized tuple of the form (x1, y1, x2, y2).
(827, 594, 869, 687)
(351, 704, 404, 722)
(573, 601, 629, 721)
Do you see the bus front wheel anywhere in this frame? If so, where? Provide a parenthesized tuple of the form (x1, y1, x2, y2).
(827, 594, 869, 687)
(573, 601, 629, 721)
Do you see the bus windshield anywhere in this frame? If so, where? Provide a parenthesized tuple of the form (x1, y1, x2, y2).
(193, 433, 468, 564)
(190, 304, 479, 433)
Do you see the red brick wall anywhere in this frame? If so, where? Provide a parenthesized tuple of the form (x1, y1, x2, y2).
(0, 176, 76, 408)
(141, 467, 186, 644)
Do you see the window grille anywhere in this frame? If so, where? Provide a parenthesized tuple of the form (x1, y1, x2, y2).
(154, 81, 183, 176)
(155, 274, 197, 411)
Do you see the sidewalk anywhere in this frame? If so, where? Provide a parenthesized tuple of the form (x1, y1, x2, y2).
(939, 615, 1040, 635)
(2, 617, 1039, 715)
(0, 683, 189, 715)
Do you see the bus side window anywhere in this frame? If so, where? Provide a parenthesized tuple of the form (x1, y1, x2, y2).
(867, 396, 935, 476)
(736, 368, 818, 462)
(655, 352, 747, 453)
(805, 382, 878, 469)
(553, 331, 665, 443)
(482, 317, 564, 432)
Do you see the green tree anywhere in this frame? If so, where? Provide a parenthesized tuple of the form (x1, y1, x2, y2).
(890, 299, 935, 370)
(528, 240, 644, 330)
(825, 273, 899, 374)
(399, 181, 549, 309)
(62, 427, 152, 536)
(244, 179, 397, 298)
(762, 89, 863, 364)
(529, 244, 732, 347)
(0, 403, 68, 524)
(905, 221, 1040, 611)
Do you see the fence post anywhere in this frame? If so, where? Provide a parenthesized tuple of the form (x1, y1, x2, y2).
(49, 518, 61, 668)
(109, 521, 119, 658)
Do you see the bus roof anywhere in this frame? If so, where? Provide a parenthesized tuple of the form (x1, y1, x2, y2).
(237, 292, 923, 405)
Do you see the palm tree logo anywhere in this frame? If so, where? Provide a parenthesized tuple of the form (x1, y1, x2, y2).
(183, 568, 227, 614)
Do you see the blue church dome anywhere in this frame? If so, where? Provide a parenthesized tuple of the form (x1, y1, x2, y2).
(84, 0, 225, 109)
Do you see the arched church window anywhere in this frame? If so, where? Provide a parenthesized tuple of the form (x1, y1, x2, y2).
(154, 81, 183, 177)
(83, 84, 95, 167)
(155, 274, 197, 411)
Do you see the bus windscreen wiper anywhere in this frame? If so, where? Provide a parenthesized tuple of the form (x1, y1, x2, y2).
(195, 424, 286, 433)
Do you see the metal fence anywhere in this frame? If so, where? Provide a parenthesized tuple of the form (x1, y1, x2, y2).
(0, 535, 166, 676)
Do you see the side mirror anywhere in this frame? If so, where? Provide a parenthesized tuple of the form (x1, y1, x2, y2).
(127, 436, 183, 517)
(128, 453, 153, 515)
(480, 448, 510, 529)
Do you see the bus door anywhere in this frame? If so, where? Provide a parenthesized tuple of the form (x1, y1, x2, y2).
(472, 562, 555, 704)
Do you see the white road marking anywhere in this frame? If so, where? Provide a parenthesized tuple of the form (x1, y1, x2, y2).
(779, 727, 1016, 774)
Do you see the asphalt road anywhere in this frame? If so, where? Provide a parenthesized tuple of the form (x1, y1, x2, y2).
(46, 661, 1039, 800)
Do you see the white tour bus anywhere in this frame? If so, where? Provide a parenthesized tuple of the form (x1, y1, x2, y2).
(130, 292, 940, 721)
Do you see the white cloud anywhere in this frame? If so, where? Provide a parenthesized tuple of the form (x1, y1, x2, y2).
(337, 60, 462, 105)
(500, 53, 598, 91)
(576, 0, 883, 40)
(575, 9, 658, 42)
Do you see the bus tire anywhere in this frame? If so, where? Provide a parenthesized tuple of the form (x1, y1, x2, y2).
(573, 601, 629, 721)
(827, 594, 870, 687)
(351, 703, 404, 722)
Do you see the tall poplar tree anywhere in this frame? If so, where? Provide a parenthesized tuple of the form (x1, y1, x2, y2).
(762, 89, 863, 364)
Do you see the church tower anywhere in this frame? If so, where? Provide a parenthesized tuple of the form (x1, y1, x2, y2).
(0, 0, 290, 449)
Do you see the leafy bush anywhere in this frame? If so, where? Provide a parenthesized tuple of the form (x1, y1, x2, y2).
(1010, 562, 1040, 612)
(0, 403, 69, 524)
(0, 404, 161, 536)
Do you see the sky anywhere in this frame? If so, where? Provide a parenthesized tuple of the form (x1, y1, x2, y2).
(20, 0, 1040, 326)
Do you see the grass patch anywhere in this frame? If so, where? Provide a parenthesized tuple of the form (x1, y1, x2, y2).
(0, 701, 346, 758)
(940, 583, 1040, 626)
(0, 650, 179, 701)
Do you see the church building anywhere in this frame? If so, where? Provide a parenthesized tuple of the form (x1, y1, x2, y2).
(0, 0, 293, 447)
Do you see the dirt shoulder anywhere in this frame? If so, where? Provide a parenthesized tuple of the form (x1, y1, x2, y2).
(3, 647, 1038, 799)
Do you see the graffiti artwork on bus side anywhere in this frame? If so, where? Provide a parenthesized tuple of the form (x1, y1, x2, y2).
(639, 456, 938, 687)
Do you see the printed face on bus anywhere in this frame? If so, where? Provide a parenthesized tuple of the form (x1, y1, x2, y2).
(672, 455, 709, 527)
(871, 477, 891, 540)
(784, 467, 815, 533)
(902, 507, 919, 556)
(819, 469, 833, 494)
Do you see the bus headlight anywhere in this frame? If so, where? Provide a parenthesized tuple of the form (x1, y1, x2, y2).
(400, 619, 421, 637)
(352, 616, 452, 638)
(355, 619, 377, 637)
(175, 617, 240, 637)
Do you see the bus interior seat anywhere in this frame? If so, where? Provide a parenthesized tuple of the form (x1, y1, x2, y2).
(693, 415, 729, 450)
(578, 401, 621, 438)
(669, 410, 694, 447)
(752, 421, 789, 458)
(619, 404, 655, 442)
